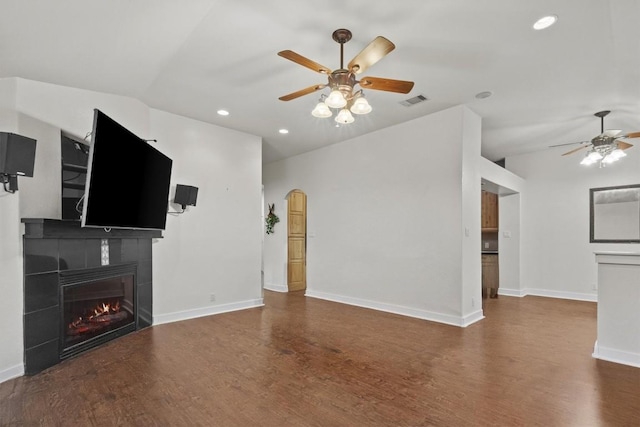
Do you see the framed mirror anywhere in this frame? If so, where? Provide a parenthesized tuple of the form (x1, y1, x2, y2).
(590, 184, 640, 243)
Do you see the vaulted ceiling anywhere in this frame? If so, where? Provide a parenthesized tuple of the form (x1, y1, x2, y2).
(1, 0, 638, 163)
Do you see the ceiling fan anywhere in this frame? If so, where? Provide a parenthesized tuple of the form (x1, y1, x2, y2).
(555, 110, 639, 166)
(277, 29, 415, 124)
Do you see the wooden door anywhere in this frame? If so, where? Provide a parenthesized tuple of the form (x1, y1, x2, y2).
(287, 190, 307, 291)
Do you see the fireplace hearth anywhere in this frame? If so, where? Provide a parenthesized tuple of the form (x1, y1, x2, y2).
(22, 218, 160, 375)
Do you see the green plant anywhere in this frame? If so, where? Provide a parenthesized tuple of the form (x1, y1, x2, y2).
(265, 203, 280, 234)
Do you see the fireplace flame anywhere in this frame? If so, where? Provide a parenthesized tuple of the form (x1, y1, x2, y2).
(92, 301, 120, 318)
(68, 300, 126, 335)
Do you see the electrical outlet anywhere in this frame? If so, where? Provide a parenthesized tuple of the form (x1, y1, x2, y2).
(472, 297, 476, 307)
(592, 284, 598, 291)
(210, 293, 216, 302)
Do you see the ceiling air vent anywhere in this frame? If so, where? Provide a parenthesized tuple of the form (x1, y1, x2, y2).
(399, 94, 428, 107)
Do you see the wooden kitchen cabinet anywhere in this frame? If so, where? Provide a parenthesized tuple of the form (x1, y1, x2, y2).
(482, 254, 499, 298)
(481, 191, 499, 230)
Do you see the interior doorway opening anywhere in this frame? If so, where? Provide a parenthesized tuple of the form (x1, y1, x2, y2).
(481, 189, 499, 300)
(480, 177, 521, 312)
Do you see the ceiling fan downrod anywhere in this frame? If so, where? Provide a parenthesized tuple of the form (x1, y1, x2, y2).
(594, 110, 610, 134)
(332, 29, 352, 70)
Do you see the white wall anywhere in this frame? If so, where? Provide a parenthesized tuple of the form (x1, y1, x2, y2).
(0, 79, 263, 381)
(15, 78, 149, 139)
(506, 144, 640, 300)
(0, 103, 25, 382)
(460, 108, 482, 320)
(149, 109, 263, 322)
(498, 193, 522, 294)
(0, 186, 23, 382)
(263, 106, 483, 326)
(16, 113, 61, 219)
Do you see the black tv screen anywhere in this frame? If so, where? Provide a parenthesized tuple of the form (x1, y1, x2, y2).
(81, 109, 172, 230)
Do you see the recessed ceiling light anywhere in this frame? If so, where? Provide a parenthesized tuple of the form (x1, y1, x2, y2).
(279, 129, 289, 134)
(217, 109, 229, 116)
(533, 15, 558, 30)
(475, 91, 493, 100)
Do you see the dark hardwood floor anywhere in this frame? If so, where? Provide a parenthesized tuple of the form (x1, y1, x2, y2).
(1, 291, 639, 426)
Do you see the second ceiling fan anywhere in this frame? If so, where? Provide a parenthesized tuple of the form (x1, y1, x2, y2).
(556, 111, 639, 166)
(278, 29, 414, 124)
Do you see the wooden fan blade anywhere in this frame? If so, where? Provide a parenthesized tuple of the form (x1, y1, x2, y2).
(348, 36, 395, 74)
(278, 84, 326, 101)
(278, 50, 331, 74)
(562, 145, 589, 156)
(358, 76, 414, 94)
(602, 129, 623, 137)
(549, 140, 588, 148)
(618, 141, 634, 150)
(621, 131, 640, 139)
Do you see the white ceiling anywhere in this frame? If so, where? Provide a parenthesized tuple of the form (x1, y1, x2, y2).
(1, 0, 639, 164)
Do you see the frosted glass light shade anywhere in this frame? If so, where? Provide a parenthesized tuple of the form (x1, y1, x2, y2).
(581, 150, 604, 166)
(580, 156, 595, 166)
(350, 97, 372, 115)
(609, 148, 626, 159)
(335, 108, 354, 124)
(311, 101, 332, 118)
(326, 90, 347, 108)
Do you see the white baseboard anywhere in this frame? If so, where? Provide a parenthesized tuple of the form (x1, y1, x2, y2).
(264, 283, 288, 293)
(498, 287, 596, 302)
(153, 298, 264, 326)
(593, 341, 640, 368)
(462, 309, 485, 327)
(0, 363, 24, 385)
(524, 288, 597, 302)
(305, 289, 472, 328)
(498, 288, 526, 297)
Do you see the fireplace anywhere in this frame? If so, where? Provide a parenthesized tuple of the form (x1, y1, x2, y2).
(60, 265, 137, 360)
(22, 218, 160, 375)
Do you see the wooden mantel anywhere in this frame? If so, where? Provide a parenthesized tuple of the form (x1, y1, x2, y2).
(22, 218, 162, 239)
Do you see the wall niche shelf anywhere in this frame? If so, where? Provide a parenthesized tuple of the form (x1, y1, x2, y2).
(60, 133, 89, 220)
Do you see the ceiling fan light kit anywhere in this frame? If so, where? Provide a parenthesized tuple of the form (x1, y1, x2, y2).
(278, 29, 414, 125)
(311, 96, 333, 118)
(326, 89, 348, 109)
(560, 110, 638, 168)
(350, 95, 372, 115)
(335, 108, 355, 124)
(580, 146, 626, 166)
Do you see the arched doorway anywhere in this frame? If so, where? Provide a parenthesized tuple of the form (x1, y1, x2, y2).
(287, 189, 307, 291)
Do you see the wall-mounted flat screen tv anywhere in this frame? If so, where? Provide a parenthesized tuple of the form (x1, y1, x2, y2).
(81, 109, 172, 230)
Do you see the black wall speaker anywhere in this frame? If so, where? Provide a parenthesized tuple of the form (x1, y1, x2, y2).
(174, 184, 198, 207)
(0, 132, 37, 177)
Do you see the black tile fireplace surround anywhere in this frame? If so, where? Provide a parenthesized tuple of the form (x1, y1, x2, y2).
(22, 219, 161, 375)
